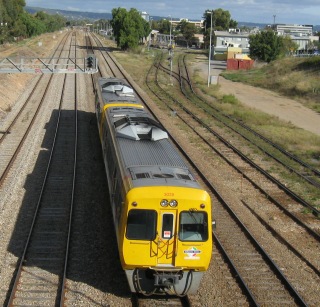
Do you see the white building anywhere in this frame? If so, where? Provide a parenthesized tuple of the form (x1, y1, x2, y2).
(170, 18, 204, 29)
(273, 24, 318, 51)
(273, 24, 313, 35)
(140, 11, 150, 21)
(213, 24, 319, 56)
(214, 30, 250, 55)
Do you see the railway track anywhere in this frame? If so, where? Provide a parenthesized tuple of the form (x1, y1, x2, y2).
(63, 32, 320, 305)
(0, 27, 318, 306)
(176, 54, 320, 189)
(179, 55, 320, 190)
(132, 293, 191, 307)
(148, 53, 320, 228)
(5, 32, 79, 306)
(144, 50, 319, 305)
(90, 33, 127, 79)
(163, 106, 317, 305)
(150, 73, 320, 234)
(0, 30, 132, 306)
(0, 32, 70, 189)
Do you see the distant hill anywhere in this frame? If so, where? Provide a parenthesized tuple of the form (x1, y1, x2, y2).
(238, 21, 268, 29)
(25, 6, 112, 20)
(25, 6, 320, 31)
(238, 21, 320, 32)
(25, 6, 175, 23)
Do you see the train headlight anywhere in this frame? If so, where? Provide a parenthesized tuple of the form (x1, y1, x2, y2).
(169, 200, 178, 207)
(160, 199, 169, 207)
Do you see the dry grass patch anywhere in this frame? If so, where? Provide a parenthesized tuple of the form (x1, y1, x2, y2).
(221, 56, 320, 112)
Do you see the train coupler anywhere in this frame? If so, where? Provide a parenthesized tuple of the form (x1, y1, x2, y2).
(154, 271, 183, 287)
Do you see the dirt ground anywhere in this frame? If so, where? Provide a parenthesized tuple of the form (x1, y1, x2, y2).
(0, 31, 65, 118)
(194, 61, 320, 136)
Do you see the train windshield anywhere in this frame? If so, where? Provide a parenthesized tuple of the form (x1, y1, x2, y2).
(126, 209, 157, 240)
(179, 211, 208, 242)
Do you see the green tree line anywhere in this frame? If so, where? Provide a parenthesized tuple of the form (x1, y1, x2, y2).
(104, 5, 301, 58)
(0, 0, 66, 44)
(110, 7, 239, 50)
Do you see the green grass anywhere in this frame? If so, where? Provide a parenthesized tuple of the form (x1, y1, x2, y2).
(221, 94, 239, 105)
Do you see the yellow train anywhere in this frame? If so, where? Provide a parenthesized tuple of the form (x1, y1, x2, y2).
(95, 77, 212, 295)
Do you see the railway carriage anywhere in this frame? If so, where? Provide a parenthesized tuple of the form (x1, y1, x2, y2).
(95, 77, 212, 295)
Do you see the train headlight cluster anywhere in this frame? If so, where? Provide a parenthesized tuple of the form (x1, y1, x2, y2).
(160, 199, 178, 207)
(160, 199, 169, 207)
(169, 200, 178, 207)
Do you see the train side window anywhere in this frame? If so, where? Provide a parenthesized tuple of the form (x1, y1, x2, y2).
(126, 209, 157, 240)
(106, 138, 114, 177)
(112, 168, 117, 194)
(102, 122, 108, 150)
(95, 94, 102, 120)
(179, 211, 208, 242)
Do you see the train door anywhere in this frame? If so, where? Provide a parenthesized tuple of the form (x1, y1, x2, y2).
(157, 210, 177, 266)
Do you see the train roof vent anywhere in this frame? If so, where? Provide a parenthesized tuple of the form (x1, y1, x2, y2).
(176, 173, 192, 180)
(136, 172, 150, 179)
(102, 83, 135, 97)
(153, 173, 174, 178)
(115, 116, 168, 141)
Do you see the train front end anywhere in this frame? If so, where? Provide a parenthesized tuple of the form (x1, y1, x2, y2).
(120, 186, 212, 296)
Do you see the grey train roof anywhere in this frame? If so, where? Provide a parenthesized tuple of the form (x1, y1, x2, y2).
(108, 107, 201, 189)
(98, 77, 140, 105)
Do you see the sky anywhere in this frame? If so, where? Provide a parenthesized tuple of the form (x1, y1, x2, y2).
(25, 0, 320, 26)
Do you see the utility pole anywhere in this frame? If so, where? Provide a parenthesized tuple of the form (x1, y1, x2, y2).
(169, 15, 172, 46)
(207, 11, 213, 87)
(148, 17, 153, 51)
(168, 15, 173, 85)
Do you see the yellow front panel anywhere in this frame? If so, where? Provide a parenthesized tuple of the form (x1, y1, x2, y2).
(120, 186, 212, 271)
(122, 240, 157, 268)
(175, 241, 212, 271)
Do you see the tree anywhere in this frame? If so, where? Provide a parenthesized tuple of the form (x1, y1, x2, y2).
(203, 8, 237, 32)
(20, 12, 45, 37)
(111, 8, 150, 50)
(37, 13, 65, 32)
(176, 20, 197, 47)
(156, 19, 171, 35)
(0, 0, 65, 43)
(110, 7, 127, 44)
(202, 8, 237, 48)
(249, 30, 284, 62)
(280, 35, 299, 56)
(1, 0, 26, 41)
(313, 37, 320, 51)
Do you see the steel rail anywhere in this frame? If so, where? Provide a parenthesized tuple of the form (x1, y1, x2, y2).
(7, 32, 78, 307)
(180, 54, 320, 180)
(0, 32, 70, 188)
(158, 54, 320, 217)
(145, 57, 308, 307)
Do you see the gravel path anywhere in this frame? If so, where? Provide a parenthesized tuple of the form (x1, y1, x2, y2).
(194, 60, 320, 136)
